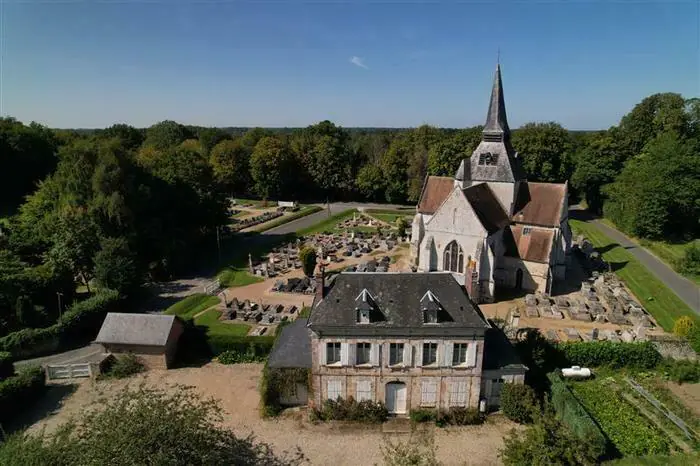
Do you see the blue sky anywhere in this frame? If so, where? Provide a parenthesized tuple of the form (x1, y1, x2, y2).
(2, 1, 698, 130)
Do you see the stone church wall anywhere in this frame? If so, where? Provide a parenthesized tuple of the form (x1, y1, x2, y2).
(499, 256, 549, 291)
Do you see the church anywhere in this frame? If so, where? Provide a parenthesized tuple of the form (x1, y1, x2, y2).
(410, 65, 572, 303)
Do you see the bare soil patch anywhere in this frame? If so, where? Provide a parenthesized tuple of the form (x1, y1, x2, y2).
(666, 382, 700, 417)
(28, 364, 514, 465)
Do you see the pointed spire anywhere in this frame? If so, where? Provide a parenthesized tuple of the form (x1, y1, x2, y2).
(483, 63, 510, 139)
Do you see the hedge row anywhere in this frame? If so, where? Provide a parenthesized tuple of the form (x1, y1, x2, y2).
(547, 372, 607, 459)
(409, 407, 484, 426)
(0, 352, 13, 379)
(206, 334, 275, 357)
(0, 289, 121, 359)
(557, 341, 661, 369)
(0, 366, 46, 424)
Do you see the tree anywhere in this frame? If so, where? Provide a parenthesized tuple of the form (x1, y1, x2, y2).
(94, 237, 139, 295)
(0, 386, 306, 466)
(210, 139, 250, 194)
(500, 407, 600, 466)
(99, 123, 144, 151)
(46, 211, 100, 292)
(355, 165, 386, 202)
(571, 130, 623, 214)
(500, 383, 538, 424)
(381, 137, 411, 204)
(512, 122, 574, 182)
(396, 217, 408, 238)
(678, 242, 700, 276)
(299, 246, 317, 277)
(197, 127, 230, 155)
(143, 120, 192, 150)
(250, 137, 294, 200)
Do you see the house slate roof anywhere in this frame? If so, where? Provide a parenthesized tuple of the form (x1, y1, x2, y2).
(481, 327, 528, 372)
(463, 183, 510, 234)
(308, 272, 489, 336)
(512, 182, 566, 227)
(417, 176, 455, 215)
(95, 313, 179, 347)
(268, 318, 312, 369)
(503, 225, 554, 264)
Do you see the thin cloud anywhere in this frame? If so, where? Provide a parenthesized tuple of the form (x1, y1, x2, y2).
(349, 56, 369, 69)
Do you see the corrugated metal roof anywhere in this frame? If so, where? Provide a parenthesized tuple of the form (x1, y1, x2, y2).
(95, 313, 177, 347)
(512, 182, 566, 227)
(417, 176, 454, 214)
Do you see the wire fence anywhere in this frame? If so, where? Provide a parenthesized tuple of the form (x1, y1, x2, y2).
(626, 377, 695, 439)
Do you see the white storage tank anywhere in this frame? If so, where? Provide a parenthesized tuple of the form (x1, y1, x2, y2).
(561, 366, 592, 379)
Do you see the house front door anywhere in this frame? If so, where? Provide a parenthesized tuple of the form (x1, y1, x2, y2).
(385, 382, 407, 414)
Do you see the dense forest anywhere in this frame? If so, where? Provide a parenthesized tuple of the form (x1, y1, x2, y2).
(0, 92, 698, 339)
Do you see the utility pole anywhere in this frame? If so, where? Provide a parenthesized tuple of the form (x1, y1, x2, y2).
(56, 292, 63, 319)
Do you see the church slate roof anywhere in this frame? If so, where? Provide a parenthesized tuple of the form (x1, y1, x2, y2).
(463, 183, 510, 234)
(308, 272, 489, 336)
(483, 64, 510, 137)
(512, 182, 567, 227)
(417, 176, 455, 215)
(503, 224, 554, 264)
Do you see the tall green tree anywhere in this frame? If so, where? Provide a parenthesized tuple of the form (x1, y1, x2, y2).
(94, 237, 140, 295)
(210, 139, 250, 195)
(143, 120, 192, 150)
(512, 122, 574, 182)
(250, 137, 294, 200)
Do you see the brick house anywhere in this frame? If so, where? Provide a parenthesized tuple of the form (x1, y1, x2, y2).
(302, 270, 526, 415)
(94, 313, 184, 370)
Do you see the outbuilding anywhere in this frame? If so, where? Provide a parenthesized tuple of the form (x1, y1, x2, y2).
(94, 313, 184, 369)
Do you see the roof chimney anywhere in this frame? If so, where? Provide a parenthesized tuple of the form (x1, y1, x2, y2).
(314, 262, 327, 305)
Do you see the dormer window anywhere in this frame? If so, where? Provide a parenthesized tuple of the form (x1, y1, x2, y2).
(523, 226, 532, 236)
(423, 309, 438, 324)
(357, 309, 370, 324)
(355, 288, 384, 324)
(420, 290, 442, 324)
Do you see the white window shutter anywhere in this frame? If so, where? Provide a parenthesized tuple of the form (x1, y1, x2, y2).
(467, 342, 477, 367)
(340, 343, 349, 366)
(320, 341, 327, 366)
(443, 341, 454, 367)
(458, 381, 467, 405)
(383, 343, 390, 367)
(415, 343, 423, 367)
(403, 342, 412, 366)
(348, 343, 356, 366)
(370, 344, 379, 366)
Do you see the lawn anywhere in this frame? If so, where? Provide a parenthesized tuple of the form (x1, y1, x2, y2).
(253, 205, 323, 233)
(365, 208, 414, 225)
(570, 219, 697, 332)
(217, 268, 263, 287)
(164, 294, 220, 320)
(194, 309, 251, 336)
(640, 238, 700, 286)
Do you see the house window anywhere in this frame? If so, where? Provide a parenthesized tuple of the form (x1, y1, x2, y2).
(423, 309, 437, 324)
(452, 343, 468, 365)
(326, 342, 341, 365)
(443, 241, 463, 273)
(420, 380, 438, 407)
(327, 379, 342, 401)
(523, 226, 532, 236)
(357, 309, 370, 324)
(449, 381, 467, 406)
(389, 343, 404, 366)
(422, 343, 438, 366)
(356, 380, 372, 402)
(356, 342, 371, 365)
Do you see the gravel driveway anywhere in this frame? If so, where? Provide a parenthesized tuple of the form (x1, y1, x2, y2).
(28, 363, 515, 465)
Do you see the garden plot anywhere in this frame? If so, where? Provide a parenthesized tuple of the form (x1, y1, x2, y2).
(567, 374, 696, 457)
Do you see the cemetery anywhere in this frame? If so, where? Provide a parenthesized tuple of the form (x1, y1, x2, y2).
(218, 296, 301, 336)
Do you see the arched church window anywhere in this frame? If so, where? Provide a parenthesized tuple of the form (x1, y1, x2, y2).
(443, 241, 463, 273)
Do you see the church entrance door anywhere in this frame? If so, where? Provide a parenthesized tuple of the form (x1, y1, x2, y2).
(515, 269, 523, 290)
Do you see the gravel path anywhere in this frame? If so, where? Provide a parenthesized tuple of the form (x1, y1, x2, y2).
(28, 364, 515, 465)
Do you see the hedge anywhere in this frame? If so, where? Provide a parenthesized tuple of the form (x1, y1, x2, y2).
(558, 341, 661, 369)
(0, 366, 46, 424)
(547, 372, 607, 459)
(206, 334, 275, 357)
(0, 289, 121, 359)
(0, 352, 13, 380)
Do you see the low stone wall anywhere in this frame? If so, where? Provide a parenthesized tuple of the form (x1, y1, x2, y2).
(649, 335, 698, 361)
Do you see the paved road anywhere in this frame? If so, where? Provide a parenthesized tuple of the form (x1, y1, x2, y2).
(580, 216, 700, 312)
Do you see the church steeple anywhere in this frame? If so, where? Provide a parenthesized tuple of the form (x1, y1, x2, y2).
(482, 64, 510, 142)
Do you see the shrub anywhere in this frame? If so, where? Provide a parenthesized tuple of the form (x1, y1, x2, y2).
(500, 383, 538, 424)
(659, 359, 700, 384)
(395, 217, 408, 238)
(558, 341, 661, 369)
(217, 348, 265, 364)
(380, 431, 441, 466)
(313, 397, 388, 423)
(678, 242, 700, 276)
(206, 334, 275, 357)
(101, 353, 144, 379)
(299, 246, 317, 277)
(500, 407, 602, 466)
(0, 351, 14, 379)
(673, 316, 695, 338)
(436, 407, 484, 427)
(0, 366, 46, 424)
(686, 325, 700, 354)
(410, 408, 438, 423)
(547, 372, 607, 459)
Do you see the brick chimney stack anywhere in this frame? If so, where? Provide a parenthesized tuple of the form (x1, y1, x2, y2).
(314, 262, 326, 305)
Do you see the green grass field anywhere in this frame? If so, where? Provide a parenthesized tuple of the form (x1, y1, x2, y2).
(164, 294, 220, 319)
(641, 239, 700, 286)
(570, 220, 697, 332)
(365, 208, 414, 225)
(194, 309, 251, 336)
(217, 268, 263, 287)
(296, 209, 357, 236)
